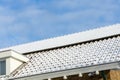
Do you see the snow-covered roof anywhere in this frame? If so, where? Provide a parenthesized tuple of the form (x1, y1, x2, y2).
(0, 24, 120, 54)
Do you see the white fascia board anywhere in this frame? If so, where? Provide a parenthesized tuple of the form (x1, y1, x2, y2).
(0, 24, 120, 54)
(9, 62, 120, 80)
(0, 50, 29, 62)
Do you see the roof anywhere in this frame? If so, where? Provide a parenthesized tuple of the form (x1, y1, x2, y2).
(0, 24, 120, 80)
(9, 35, 120, 79)
(0, 24, 120, 54)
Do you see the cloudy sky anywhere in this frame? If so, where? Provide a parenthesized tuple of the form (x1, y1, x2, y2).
(0, 0, 120, 48)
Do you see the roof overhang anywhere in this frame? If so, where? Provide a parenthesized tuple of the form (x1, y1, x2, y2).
(9, 62, 120, 80)
(0, 50, 29, 62)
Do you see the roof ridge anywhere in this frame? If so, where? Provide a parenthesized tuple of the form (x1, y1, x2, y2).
(0, 24, 120, 54)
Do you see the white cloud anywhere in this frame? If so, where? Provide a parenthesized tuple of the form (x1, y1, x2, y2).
(0, 0, 120, 48)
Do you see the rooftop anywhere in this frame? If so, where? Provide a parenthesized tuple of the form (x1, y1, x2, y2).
(0, 24, 120, 80)
(9, 35, 120, 79)
(0, 24, 120, 54)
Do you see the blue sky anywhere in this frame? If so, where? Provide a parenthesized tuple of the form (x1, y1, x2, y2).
(0, 0, 120, 48)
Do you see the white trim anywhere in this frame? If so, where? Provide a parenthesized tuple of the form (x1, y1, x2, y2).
(0, 50, 29, 62)
(0, 24, 120, 54)
(9, 62, 120, 80)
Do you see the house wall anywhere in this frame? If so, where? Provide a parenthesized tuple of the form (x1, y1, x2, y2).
(0, 50, 29, 75)
(109, 70, 120, 80)
(6, 58, 22, 75)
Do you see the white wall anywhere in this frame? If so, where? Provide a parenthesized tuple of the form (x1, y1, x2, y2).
(6, 58, 22, 75)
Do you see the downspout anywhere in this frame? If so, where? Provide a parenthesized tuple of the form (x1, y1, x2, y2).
(100, 71, 107, 80)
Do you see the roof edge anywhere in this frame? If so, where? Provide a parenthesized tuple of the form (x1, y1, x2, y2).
(0, 24, 120, 54)
(8, 62, 120, 80)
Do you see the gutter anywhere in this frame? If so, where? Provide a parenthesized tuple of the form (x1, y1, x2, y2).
(8, 62, 119, 80)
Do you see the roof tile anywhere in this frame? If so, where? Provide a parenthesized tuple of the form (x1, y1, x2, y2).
(10, 36, 120, 78)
